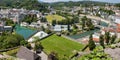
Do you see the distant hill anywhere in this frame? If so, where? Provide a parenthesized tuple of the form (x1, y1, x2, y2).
(48, 1, 110, 8)
(0, 0, 48, 12)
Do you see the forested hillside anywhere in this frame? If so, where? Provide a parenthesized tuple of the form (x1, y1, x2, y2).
(0, 0, 48, 12)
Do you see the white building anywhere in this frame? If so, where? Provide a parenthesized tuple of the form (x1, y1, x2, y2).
(54, 25, 68, 32)
(28, 31, 48, 42)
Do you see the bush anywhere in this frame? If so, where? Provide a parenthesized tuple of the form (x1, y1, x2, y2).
(5, 48, 19, 56)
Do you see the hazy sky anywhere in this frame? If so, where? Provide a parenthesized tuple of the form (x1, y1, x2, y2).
(39, 0, 120, 3)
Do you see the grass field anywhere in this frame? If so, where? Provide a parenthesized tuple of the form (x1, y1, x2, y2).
(46, 15, 65, 22)
(40, 34, 84, 59)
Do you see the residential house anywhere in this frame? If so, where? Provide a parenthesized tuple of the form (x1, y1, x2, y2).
(20, 22, 29, 27)
(53, 25, 68, 32)
(16, 46, 41, 60)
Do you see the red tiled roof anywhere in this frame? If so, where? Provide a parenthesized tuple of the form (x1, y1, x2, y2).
(93, 38, 99, 42)
(117, 24, 120, 33)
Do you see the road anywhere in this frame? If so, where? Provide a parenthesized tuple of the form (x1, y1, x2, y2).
(80, 14, 110, 24)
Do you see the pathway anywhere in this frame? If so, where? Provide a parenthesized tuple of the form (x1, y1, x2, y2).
(38, 51, 48, 60)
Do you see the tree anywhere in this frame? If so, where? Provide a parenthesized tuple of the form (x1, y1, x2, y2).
(41, 26, 45, 31)
(110, 35, 117, 44)
(4, 36, 18, 48)
(34, 42, 43, 51)
(72, 24, 78, 29)
(22, 14, 38, 24)
(0, 33, 25, 50)
(20, 40, 28, 46)
(105, 32, 110, 45)
(88, 34, 96, 51)
(45, 28, 52, 34)
(48, 52, 58, 60)
(81, 16, 94, 31)
(72, 16, 79, 23)
(41, 17, 47, 22)
(5, 19, 14, 26)
(26, 43, 32, 49)
(81, 16, 86, 30)
(99, 35, 105, 49)
(52, 20, 57, 26)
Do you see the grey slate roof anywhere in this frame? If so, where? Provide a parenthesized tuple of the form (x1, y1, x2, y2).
(16, 46, 40, 60)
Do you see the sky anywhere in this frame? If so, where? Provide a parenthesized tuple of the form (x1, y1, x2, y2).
(39, 0, 120, 3)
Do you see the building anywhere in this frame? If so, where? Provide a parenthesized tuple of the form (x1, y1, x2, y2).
(28, 31, 48, 42)
(53, 25, 68, 32)
(17, 46, 41, 60)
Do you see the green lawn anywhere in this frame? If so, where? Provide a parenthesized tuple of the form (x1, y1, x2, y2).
(46, 15, 65, 22)
(40, 34, 84, 59)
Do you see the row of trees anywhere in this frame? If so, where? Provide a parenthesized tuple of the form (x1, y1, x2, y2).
(81, 16, 94, 31)
(99, 32, 117, 48)
(88, 31, 117, 51)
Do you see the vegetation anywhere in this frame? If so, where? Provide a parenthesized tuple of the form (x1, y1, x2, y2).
(50, 1, 107, 9)
(79, 47, 112, 60)
(88, 34, 96, 51)
(46, 15, 65, 23)
(81, 16, 94, 31)
(99, 8, 115, 15)
(34, 42, 43, 51)
(110, 35, 117, 44)
(40, 34, 84, 60)
(99, 35, 105, 49)
(4, 48, 19, 56)
(22, 14, 38, 24)
(48, 52, 58, 60)
(0, 33, 27, 50)
(0, 0, 49, 12)
(115, 3, 120, 10)
(40, 17, 47, 22)
(105, 32, 110, 45)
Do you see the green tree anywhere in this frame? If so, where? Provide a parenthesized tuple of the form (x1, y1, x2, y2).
(4, 36, 18, 48)
(22, 14, 37, 24)
(81, 16, 86, 30)
(41, 26, 45, 31)
(34, 42, 43, 51)
(72, 24, 78, 29)
(88, 34, 96, 51)
(26, 43, 32, 49)
(45, 28, 52, 34)
(52, 20, 57, 26)
(110, 35, 117, 44)
(41, 17, 47, 22)
(99, 35, 105, 49)
(48, 52, 58, 60)
(105, 32, 110, 45)
(20, 40, 28, 46)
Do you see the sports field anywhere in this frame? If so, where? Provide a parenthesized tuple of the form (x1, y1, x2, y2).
(40, 34, 84, 59)
(46, 15, 65, 22)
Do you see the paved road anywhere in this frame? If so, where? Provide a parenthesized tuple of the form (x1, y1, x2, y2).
(80, 14, 110, 24)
